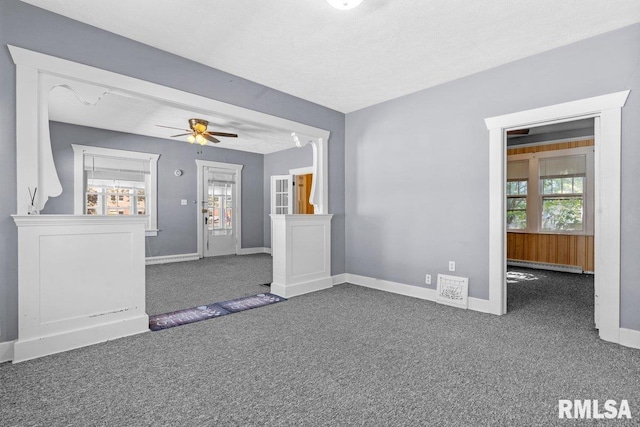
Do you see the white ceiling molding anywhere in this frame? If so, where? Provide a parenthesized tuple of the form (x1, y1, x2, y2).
(9, 45, 331, 215)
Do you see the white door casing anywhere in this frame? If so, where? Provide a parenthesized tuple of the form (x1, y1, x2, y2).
(485, 90, 630, 346)
(204, 168, 237, 257)
(196, 160, 242, 258)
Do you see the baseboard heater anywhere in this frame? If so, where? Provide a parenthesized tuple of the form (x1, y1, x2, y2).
(507, 259, 584, 274)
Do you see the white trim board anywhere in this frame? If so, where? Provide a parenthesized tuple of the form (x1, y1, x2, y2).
(8, 45, 331, 216)
(332, 274, 347, 286)
(345, 274, 492, 314)
(145, 253, 200, 265)
(237, 247, 271, 255)
(484, 90, 630, 347)
(0, 341, 15, 364)
(619, 328, 640, 350)
(146, 250, 269, 265)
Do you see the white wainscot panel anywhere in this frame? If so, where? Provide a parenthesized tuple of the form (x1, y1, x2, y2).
(12, 215, 149, 363)
(270, 214, 333, 298)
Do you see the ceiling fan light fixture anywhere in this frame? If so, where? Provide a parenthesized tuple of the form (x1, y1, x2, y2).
(327, 0, 363, 10)
(195, 133, 206, 145)
(189, 118, 208, 134)
(187, 134, 196, 144)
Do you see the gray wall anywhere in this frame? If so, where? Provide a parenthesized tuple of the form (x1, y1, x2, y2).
(0, 1, 346, 342)
(346, 24, 640, 330)
(43, 122, 265, 256)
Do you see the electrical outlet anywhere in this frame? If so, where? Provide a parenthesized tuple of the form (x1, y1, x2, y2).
(181, 199, 188, 206)
(425, 274, 431, 285)
(448, 261, 456, 272)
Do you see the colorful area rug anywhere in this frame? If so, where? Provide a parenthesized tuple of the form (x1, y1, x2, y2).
(149, 293, 286, 331)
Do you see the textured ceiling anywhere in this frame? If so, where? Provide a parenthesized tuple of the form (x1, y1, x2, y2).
(21, 0, 640, 113)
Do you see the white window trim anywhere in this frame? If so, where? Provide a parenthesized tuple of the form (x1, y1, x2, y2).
(507, 146, 594, 235)
(72, 144, 160, 236)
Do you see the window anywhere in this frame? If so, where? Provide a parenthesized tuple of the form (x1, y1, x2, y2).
(208, 181, 234, 236)
(539, 155, 586, 231)
(73, 144, 160, 236)
(506, 160, 528, 230)
(507, 147, 593, 235)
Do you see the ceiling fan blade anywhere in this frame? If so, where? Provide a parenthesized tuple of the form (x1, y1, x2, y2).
(206, 131, 238, 138)
(204, 134, 220, 144)
(170, 133, 192, 137)
(156, 124, 191, 132)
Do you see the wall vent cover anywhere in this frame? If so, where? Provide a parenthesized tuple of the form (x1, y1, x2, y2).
(437, 274, 469, 309)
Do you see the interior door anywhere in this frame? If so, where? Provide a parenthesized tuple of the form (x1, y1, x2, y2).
(295, 173, 314, 214)
(270, 175, 293, 215)
(204, 169, 237, 257)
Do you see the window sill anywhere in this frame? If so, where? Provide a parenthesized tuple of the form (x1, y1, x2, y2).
(145, 229, 159, 237)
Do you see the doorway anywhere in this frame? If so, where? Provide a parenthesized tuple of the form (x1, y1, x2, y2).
(505, 120, 596, 322)
(196, 160, 243, 258)
(204, 168, 237, 257)
(505, 121, 595, 272)
(485, 90, 629, 346)
(295, 174, 314, 214)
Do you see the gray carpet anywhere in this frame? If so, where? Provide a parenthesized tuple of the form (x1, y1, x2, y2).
(1, 267, 639, 426)
(146, 254, 273, 315)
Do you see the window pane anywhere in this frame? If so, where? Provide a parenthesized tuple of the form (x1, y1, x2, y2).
(507, 211, 527, 229)
(507, 180, 527, 195)
(507, 198, 526, 210)
(506, 196, 527, 230)
(574, 177, 584, 193)
(519, 181, 528, 194)
(541, 197, 584, 231)
(562, 178, 574, 193)
(86, 194, 98, 207)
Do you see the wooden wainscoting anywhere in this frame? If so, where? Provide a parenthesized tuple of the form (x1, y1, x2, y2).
(507, 233, 594, 272)
(507, 138, 594, 155)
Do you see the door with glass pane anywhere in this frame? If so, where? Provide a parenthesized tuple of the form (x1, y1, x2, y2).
(270, 175, 293, 215)
(204, 168, 237, 257)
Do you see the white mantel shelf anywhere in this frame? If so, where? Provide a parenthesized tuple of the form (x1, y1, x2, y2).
(11, 214, 149, 363)
(270, 214, 333, 298)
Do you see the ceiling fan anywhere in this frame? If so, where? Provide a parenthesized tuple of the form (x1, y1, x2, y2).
(157, 118, 238, 145)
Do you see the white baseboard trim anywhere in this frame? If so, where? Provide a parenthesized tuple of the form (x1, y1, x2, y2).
(0, 340, 15, 363)
(237, 247, 271, 255)
(271, 277, 333, 299)
(332, 273, 347, 285)
(12, 315, 149, 363)
(346, 273, 438, 299)
(145, 253, 199, 265)
(619, 328, 640, 350)
(345, 273, 491, 314)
